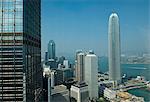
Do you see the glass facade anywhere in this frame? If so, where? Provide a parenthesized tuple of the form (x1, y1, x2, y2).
(48, 40, 55, 59)
(108, 13, 121, 83)
(0, 0, 42, 102)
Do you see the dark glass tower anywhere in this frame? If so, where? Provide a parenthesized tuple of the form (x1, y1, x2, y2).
(48, 40, 55, 60)
(0, 0, 42, 102)
(45, 51, 48, 62)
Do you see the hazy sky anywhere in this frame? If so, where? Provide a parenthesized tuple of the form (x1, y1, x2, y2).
(41, 0, 149, 57)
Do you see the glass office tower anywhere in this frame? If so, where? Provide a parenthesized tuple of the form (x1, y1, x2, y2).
(0, 0, 42, 102)
(48, 40, 55, 60)
(108, 13, 121, 85)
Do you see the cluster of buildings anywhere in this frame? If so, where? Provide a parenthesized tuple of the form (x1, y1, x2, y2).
(0, 0, 148, 102)
(42, 13, 124, 102)
(71, 50, 98, 102)
(43, 40, 74, 86)
(103, 89, 144, 102)
(43, 43, 99, 102)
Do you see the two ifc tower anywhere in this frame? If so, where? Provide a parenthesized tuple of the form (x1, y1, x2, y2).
(108, 12, 121, 86)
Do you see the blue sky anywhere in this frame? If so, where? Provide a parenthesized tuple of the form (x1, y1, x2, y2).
(41, 0, 149, 57)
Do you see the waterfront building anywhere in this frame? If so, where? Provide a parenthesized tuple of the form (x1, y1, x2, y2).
(0, 0, 42, 101)
(84, 52, 98, 99)
(104, 88, 116, 100)
(108, 12, 121, 86)
(48, 40, 56, 60)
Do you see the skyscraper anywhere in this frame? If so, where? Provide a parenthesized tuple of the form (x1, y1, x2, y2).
(0, 0, 42, 102)
(45, 51, 48, 62)
(84, 52, 98, 99)
(76, 52, 85, 82)
(108, 13, 121, 85)
(48, 40, 55, 60)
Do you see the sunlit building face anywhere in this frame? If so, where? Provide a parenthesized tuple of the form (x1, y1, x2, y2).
(108, 13, 121, 83)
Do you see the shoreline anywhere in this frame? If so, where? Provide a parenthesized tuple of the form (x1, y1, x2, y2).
(127, 87, 150, 101)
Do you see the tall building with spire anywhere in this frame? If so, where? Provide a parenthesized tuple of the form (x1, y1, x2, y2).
(108, 12, 121, 86)
(0, 0, 42, 101)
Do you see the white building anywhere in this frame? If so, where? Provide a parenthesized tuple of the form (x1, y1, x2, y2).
(104, 88, 116, 100)
(43, 67, 51, 102)
(43, 65, 50, 76)
(108, 12, 121, 85)
(63, 60, 69, 68)
(147, 83, 150, 88)
(71, 82, 89, 102)
(84, 52, 98, 100)
(51, 71, 55, 88)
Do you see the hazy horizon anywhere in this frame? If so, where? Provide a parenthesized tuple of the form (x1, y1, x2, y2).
(41, 0, 150, 58)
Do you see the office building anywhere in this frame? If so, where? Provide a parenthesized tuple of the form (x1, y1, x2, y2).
(43, 67, 52, 102)
(54, 68, 74, 85)
(75, 52, 85, 82)
(48, 40, 55, 60)
(63, 60, 69, 69)
(0, 0, 42, 101)
(84, 52, 98, 99)
(108, 12, 121, 86)
(75, 50, 82, 81)
(54, 69, 63, 85)
(58, 56, 65, 64)
(45, 51, 48, 62)
(104, 88, 116, 100)
(75, 50, 83, 60)
(51, 71, 55, 88)
(71, 82, 89, 102)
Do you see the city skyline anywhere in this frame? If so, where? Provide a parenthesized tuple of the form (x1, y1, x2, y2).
(0, 0, 149, 102)
(42, 0, 149, 57)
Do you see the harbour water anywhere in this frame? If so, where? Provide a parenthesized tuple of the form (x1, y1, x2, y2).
(98, 57, 150, 101)
(69, 56, 150, 101)
(128, 88, 150, 102)
(99, 57, 150, 80)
